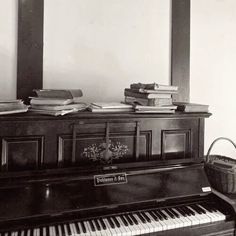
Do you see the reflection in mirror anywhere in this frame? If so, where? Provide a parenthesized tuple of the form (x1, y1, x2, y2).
(43, 0, 171, 102)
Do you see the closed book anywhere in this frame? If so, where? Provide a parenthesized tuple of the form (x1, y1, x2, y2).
(134, 105, 177, 111)
(91, 102, 133, 109)
(0, 107, 28, 115)
(124, 88, 172, 99)
(125, 96, 173, 106)
(135, 109, 175, 114)
(174, 102, 209, 112)
(88, 105, 133, 113)
(33, 89, 83, 100)
(30, 103, 87, 111)
(30, 97, 74, 105)
(29, 108, 77, 116)
(130, 83, 178, 91)
(0, 102, 26, 111)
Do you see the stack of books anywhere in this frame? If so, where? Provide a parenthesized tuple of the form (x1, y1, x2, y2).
(29, 89, 87, 116)
(0, 99, 28, 115)
(88, 102, 133, 113)
(124, 83, 178, 113)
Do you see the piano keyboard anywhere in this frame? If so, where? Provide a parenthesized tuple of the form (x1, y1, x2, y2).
(0, 202, 227, 236)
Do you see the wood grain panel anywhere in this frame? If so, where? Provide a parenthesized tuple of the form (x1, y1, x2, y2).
(161, 129, 191, 160)
(1, 136, 44, 171)
(58, 132, 151, 167)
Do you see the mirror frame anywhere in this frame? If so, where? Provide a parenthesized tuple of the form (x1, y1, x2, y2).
(17, 0, 190, 103)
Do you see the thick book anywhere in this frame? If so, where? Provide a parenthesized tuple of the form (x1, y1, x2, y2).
(130, 83, 178, 91)
(33, 89, 83, 100)
(124, 88, 172, 99)
(90, 102, 133, 109)
(125, 96, 173, 106)
(29, 97, 74, 106)
(30, 103, 87, 111)
(174, 102, 209, 112)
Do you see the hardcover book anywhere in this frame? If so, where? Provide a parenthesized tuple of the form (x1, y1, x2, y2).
(130, 83, 178, 91)
(124, 89, 172, 99)
(33, 89, 83, 102)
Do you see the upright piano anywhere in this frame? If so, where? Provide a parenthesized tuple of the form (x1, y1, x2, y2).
(0, 112, 235, 235)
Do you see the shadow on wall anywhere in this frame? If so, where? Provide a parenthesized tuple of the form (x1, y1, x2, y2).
(0, 47, 17, 99)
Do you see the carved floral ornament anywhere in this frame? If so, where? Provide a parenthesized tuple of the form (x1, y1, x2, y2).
(82, 140, 128, 164)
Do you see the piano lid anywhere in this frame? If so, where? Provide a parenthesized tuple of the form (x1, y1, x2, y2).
(0, 163, 211, 222)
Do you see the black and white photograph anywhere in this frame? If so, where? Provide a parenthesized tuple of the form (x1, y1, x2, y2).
(0, 0, 236, 235)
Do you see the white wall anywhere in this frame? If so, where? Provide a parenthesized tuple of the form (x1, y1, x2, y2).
(191, 0, 236, 156)
(43, 0, 171, 102)
(0, 0, 17, 99)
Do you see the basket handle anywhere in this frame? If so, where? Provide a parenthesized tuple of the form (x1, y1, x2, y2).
(206, 137, 236, 162)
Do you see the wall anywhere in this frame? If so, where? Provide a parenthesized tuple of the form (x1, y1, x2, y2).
(191, 0, 236, 156)
(43, 0, 171, 102)
(0, 0, 17, 99)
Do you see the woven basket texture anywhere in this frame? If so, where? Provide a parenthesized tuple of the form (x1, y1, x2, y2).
(204, 138, 236, 194)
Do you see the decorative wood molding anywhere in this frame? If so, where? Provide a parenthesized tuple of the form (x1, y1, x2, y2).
(171, 0, 191, 102)
(17, 0, 44, 103)
(17, 0, 190, 102)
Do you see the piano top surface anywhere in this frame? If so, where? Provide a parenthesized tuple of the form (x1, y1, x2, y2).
(0, 163, 212, 222)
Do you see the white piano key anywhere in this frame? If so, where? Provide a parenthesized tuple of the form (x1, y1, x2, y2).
(172, 208, 191, 227)
(197, 204, 223, 223)
(91, 220, 102, 236)
(83, 221, 94, 236)
(103, 218, 118, 236)
(145, 212, 163, 232)
(116, 216, 132, 236)
(188, 206, 211, 224)
(132, 213, 150, 235)
(76, 222, 87, 236)
(160, 210, 177, 230)
(109, 217, 122, 236)
(57, 225, 63, 236)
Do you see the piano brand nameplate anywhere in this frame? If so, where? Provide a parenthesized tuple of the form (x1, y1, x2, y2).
(94, 173, 127, 186)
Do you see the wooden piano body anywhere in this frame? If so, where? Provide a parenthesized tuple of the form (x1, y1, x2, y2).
(0, 112, 235, 235)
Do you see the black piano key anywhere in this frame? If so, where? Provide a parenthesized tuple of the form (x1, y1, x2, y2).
(112, 216, 120, 228)
(164, 209, 175, 219)
(181, 206, 192, 216)
(141, 212, 151, 222)
(88, 220, 96, 231)
(169, 208, 180, 218)
(129, 214, 138, 225)
(149, 211, 159, 221)
(54, 225, 60, 236)
(195, 204, 206, 214)
(120, 215, 129, 226)
(156, 209, 168, 220)
(136, 212, 146, 223)
(153, 210, 164, 220)
(65, 224, 72, 235)
(74, 222, 80, 234)
(176, 207, 187, 217)
(107, 217, 115, 228)
(94, 219, 101, 231)
(80, 221, 87, 233)
(125, 214, 134, 225)
(186, 206, 196, 215)
(200, 203, 214, 213)
(99, 218, 107, 230)
(191, 204, 203, 214)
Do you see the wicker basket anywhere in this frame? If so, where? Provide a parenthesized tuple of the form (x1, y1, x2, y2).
(204, 137, 236, 193)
